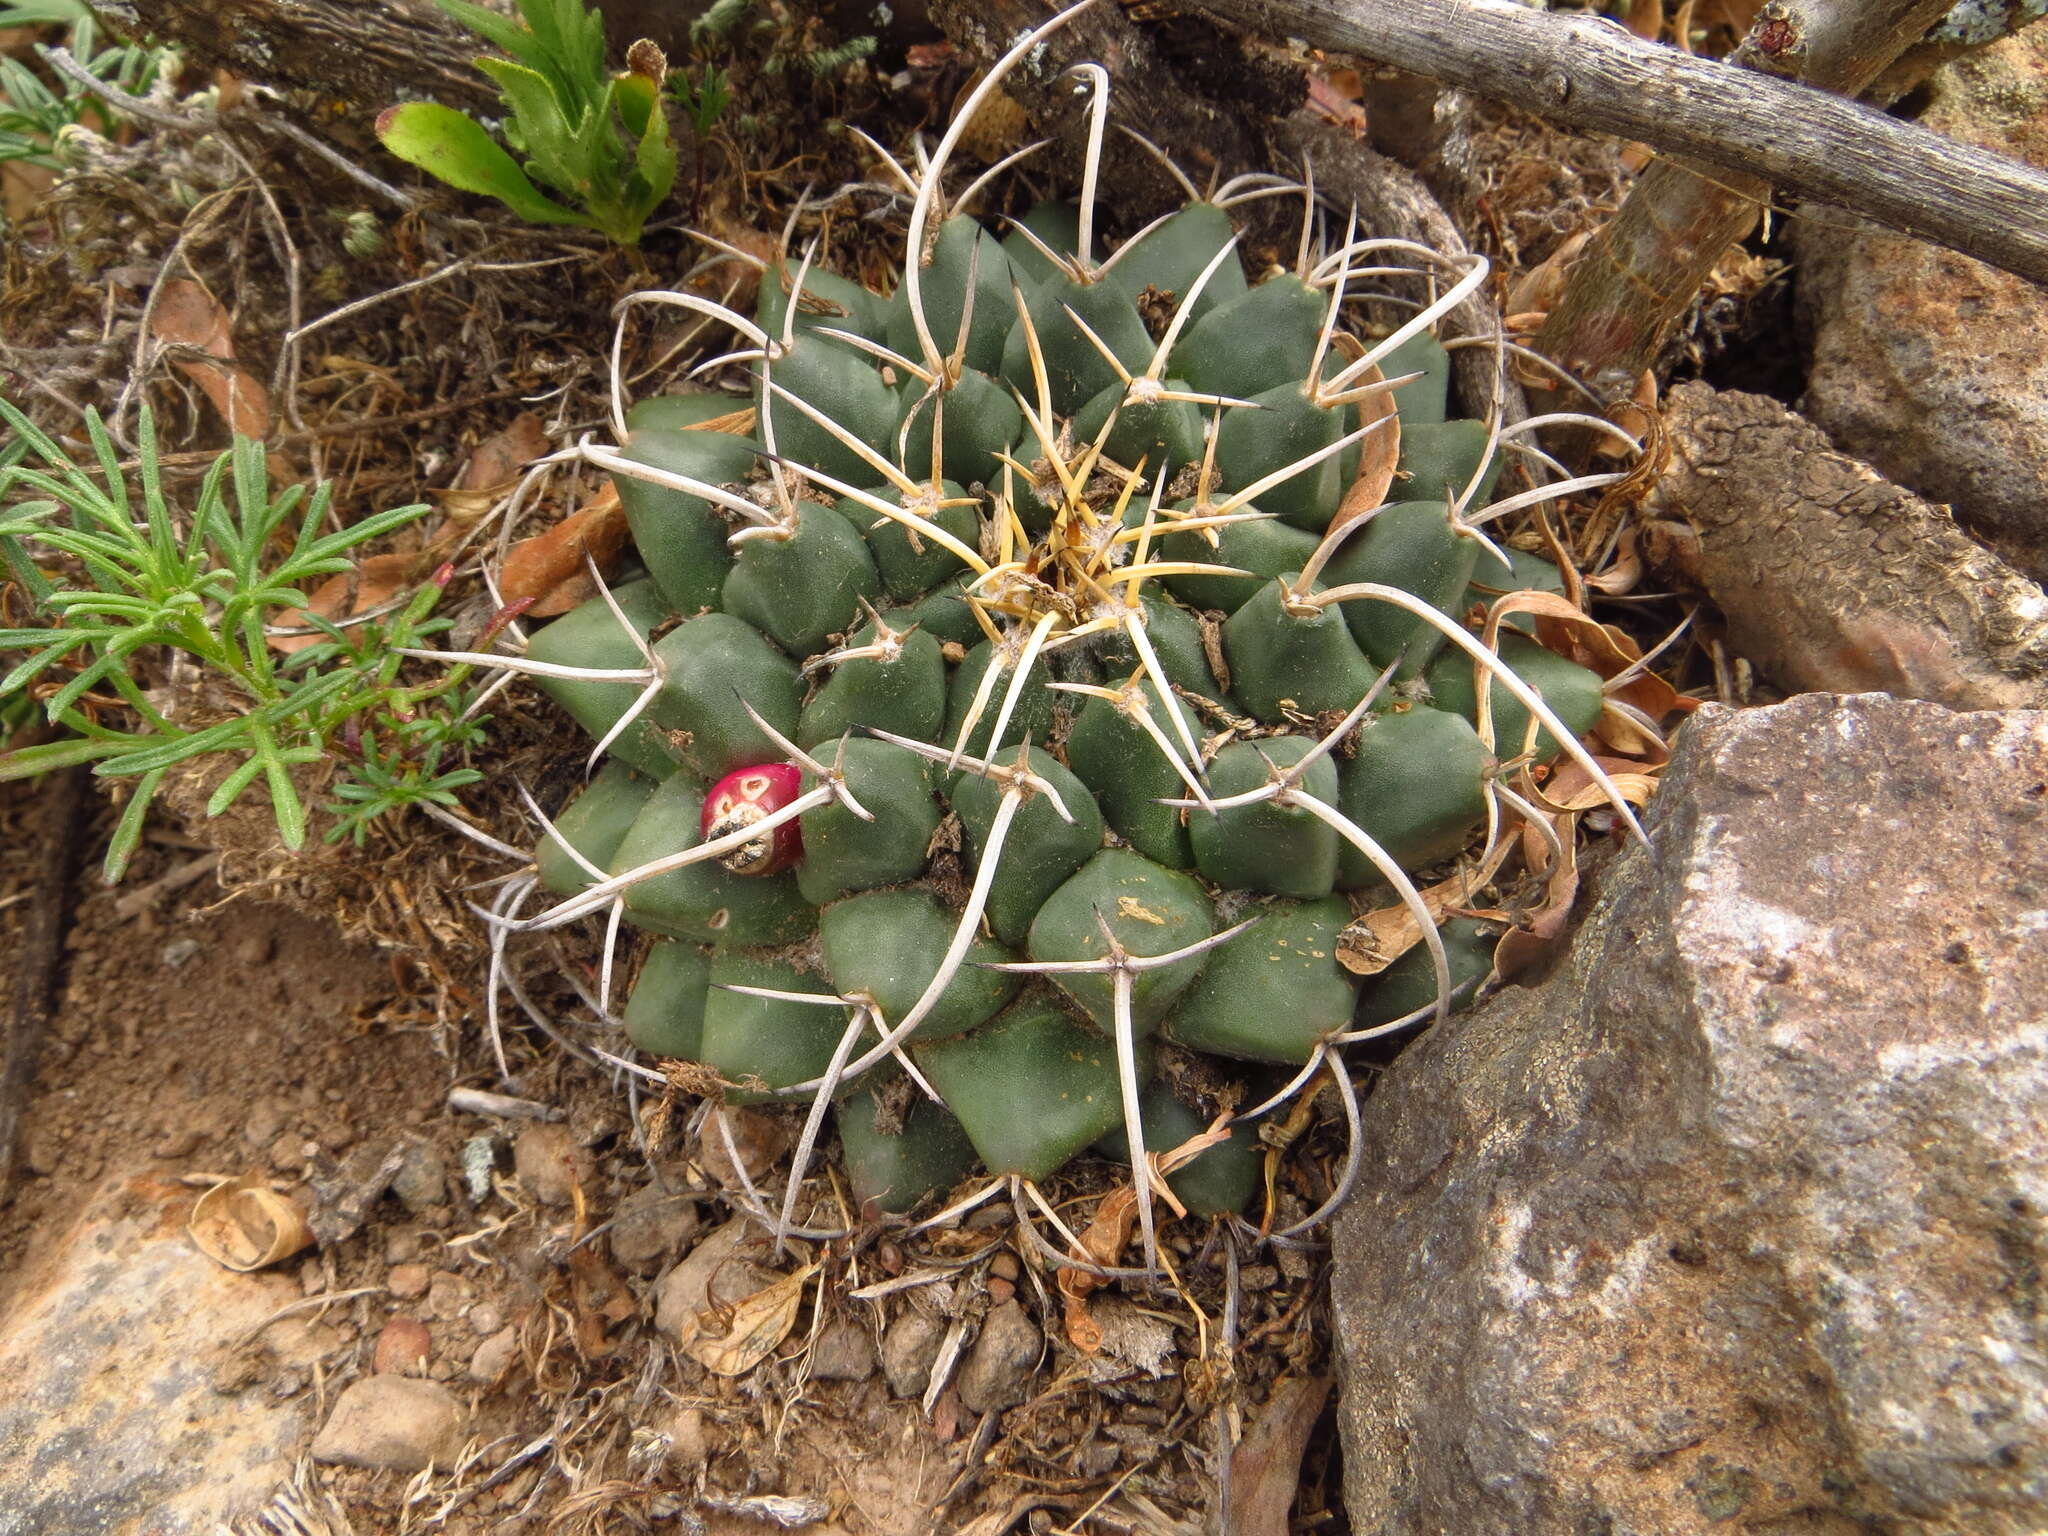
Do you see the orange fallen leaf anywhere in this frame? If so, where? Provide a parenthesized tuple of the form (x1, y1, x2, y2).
(499, 483, 629, 616)
(1320, 351, 1401, 545)
(1057, 1117, 1230, 1353)
(151, 278, 270, 440)
(1336, 837, 1515, 977)
(269, 550, 439, 656)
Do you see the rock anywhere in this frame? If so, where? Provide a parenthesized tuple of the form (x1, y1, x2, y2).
(694, 1106, 792, 1190)
(664, 1405, 709, 1473)
(653, 1219, 775, 1343)
(468, 1324, 521, 1384)
(808, 1319, 877, 1382)
(387, 1262, 431, 1300)
(374, 1316, 432, 1376)
(0, 1178, 324, 1531)
(311, 1375, 465, 1473)
(609, 1182, 701, 1275)
(425, 1269, 476, 1324)
(1333, 693, 2048, 1535)
(1797, 27, 2048, 581)
(880, 1310, 944, 1399)
(956, 1301, 1041, 1416)
(390, 1138, 449, 1214)
(513, 1122, 592, 1207)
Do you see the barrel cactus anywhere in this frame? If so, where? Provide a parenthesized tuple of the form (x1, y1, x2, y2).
(440, 3, 1647, 1270)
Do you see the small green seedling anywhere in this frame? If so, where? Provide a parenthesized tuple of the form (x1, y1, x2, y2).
(377, 0, 677, 247)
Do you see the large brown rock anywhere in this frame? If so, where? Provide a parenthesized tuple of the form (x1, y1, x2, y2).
(1334, 693, 2048, 1535)
(1796, 26, 2048, 582)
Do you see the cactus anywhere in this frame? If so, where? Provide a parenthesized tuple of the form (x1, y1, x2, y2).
(433, 1, 1651, 1275)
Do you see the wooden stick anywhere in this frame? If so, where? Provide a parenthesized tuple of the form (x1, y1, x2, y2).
(1196, 0, 2048, 290)
(1533, 0, 1956, 390)
(2, 766, 87, 1198)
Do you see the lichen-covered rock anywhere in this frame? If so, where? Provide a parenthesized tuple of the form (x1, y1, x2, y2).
(0, 1180, 328, 1532)
(1797, 26, 2048, 581)
(1334, 693, 2048, 1535)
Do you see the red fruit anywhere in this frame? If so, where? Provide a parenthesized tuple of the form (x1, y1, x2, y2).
(701, 763, 804, 876)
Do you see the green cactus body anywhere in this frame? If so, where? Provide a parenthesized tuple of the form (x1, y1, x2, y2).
(508, 43, 1639, 1225)
(536, 759, 657, 896)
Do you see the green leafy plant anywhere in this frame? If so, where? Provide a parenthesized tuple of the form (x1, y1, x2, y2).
(375, 0, 677, 247)
(0, 5, 168, 182)
(0, 401, 486, 879)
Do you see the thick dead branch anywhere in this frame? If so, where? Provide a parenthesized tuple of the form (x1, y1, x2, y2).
(86, 0, 496, 112)
(2, 766, 86, 1201)
(1642, 383, 2048, 711)
(1534, 0, 1954, 392)
(1196, 0, 2048, 290)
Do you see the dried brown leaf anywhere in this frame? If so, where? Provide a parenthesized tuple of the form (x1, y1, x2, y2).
(684, 1261, 818, 1376)
(1336, 835, 1514, 977)
(188, 1172, 313, 1271)
(499, 484, 629, 616)
(152, 278, 270, 439)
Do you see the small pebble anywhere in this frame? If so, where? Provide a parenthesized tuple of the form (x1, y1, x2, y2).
(387, 1263, 431, 1300)
(374, 1316, 432, 1376)
(468, 1324, 521, 1384)
(957, 1300, 1042, 1416)
(311, 1376, 464, 1472)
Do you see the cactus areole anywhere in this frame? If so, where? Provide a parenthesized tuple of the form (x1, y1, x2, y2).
(486, 0, 1650, 1265)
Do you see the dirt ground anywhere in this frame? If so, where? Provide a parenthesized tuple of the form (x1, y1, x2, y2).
(0, 766, 1340, 1534)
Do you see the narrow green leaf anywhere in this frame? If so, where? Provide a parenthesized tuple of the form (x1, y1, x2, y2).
(0, 733, 133, 781)
(294, 501, 433, 568)
(434, 0, 537, 65)
(206, 752, 266, 817)
(102, 766, 164, 882)
(376, 102, 590, 228)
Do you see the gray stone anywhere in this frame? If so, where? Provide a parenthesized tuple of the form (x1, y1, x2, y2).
(390, 1138, 449, 1213)
(956, 1300, 1041, 1417)
(468, 1324, 521, 1384)
(1797, 27, 2048, 581)
(653, 1218, 774, 1344)
(1334, 693, 2048, 1536)
(513, 1122, 591, 1207)
(808, 1318, 877, 1382)
(311, 1375, 465, 1473)
(0, 1182, 325, 1533)
(608, 1182, 700, 1275)
(880, 1310, 944, 1399)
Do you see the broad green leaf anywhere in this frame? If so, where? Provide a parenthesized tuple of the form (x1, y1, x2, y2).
(375, 102, 589, 228)
(475, 57, 575, 176)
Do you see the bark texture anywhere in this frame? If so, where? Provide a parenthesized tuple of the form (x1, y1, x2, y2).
(1642, 382, 2048, 709)
(1197, 0, 2048, 289)
(88, 0, 497, 112)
